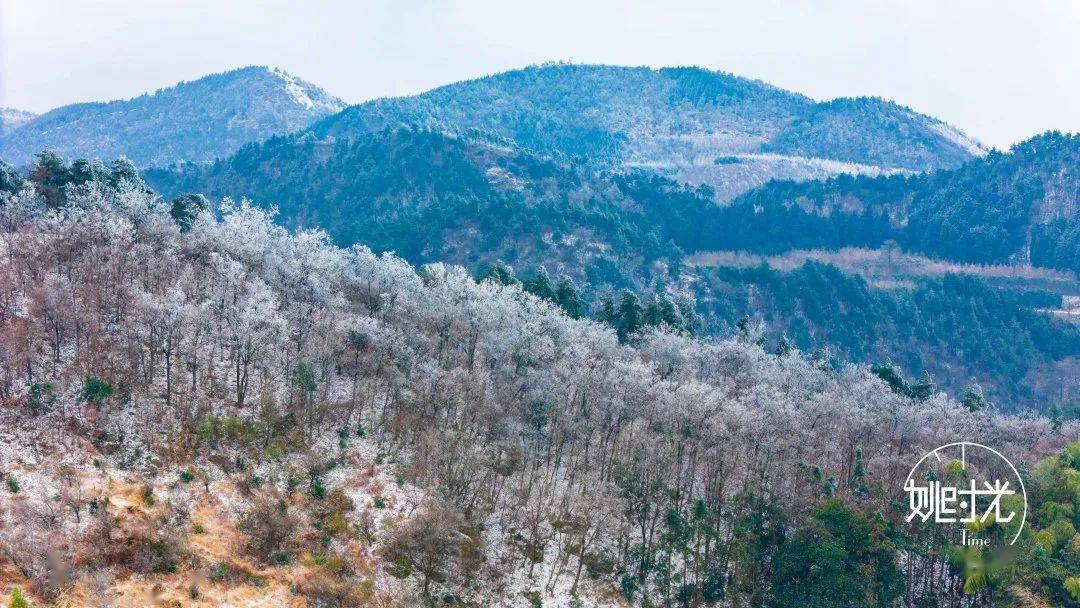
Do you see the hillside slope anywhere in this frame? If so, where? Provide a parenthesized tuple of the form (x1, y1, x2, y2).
(0, 176, 1076, 607)
(141, 132, 1080, 411)
(146, 127, 720, 279)
(312, 64, 984, 198)
(728, 131, 1080, 272)
(0, 67, 345, 167)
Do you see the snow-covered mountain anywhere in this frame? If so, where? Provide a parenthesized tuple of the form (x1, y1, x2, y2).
(0, 107, 37, 138)
(311, 64, 987, 199)
(0, 67, 346, 167)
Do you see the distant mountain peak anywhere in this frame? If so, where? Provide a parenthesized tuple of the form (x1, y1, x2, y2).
(0, 107, 38, 138)
(313, 63, 984, 199)
(0, 66, 346, 167)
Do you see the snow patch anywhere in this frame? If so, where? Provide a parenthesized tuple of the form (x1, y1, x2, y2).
(929, 121, 987, 157)
(272, 68, 317, 110)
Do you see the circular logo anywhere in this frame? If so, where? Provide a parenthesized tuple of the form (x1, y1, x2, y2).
(903, 442, 1027, 546)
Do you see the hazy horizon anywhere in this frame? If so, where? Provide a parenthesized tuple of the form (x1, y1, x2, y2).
(2, 0, 1077, 149)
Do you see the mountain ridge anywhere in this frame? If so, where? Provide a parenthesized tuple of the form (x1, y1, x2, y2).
(311, 63, 986, 199)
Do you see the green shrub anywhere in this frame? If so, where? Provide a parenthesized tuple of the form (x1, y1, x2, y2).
(9, 587, 29, 608)
(82, 376, 113, 404)
(310, 478, 326, 500)
(27, 379, 56, 414)
(1065, 577, 1080, 602)
(210, 562, 230, 582)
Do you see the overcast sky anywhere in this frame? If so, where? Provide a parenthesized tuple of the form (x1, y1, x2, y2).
(1, 0, 1076, 149)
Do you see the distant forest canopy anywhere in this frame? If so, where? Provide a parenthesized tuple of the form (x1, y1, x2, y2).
(6, 148, 1080, 412)
(146, 128, 1078, 277)
(731, 131, 1080, 274)
(692, 262, 1079, 410)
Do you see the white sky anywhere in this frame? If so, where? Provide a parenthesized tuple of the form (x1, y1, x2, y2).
(1, 0, 1077, 149)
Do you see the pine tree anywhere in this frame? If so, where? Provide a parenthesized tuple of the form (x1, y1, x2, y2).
(776, 333, 794, 356)
(676, 297, 698, 335)
(909, 371, 935, 402)
(616, 290, 644, 343)
(477, 260, 518, 286)
(871, 363, 910, 397)
(68, 158, 110, 187)
(555, 275, 583, 319)
(108, 157, 149, 191)
(170, 194, 209, 232)
(28, 150, 70, 207)
(596, 295, 616, 325)
(524, 267, 556, 302)
(0, 161, 25, 195)
(961, 383, 989, 412)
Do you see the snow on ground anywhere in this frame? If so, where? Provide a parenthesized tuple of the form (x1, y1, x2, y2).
(930, 120, 988, 157)
(272, 67, 345, 113)
(0, 399, 620, 607)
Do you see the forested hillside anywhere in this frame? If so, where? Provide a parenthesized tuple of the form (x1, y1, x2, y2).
(1, 170, 1078, 607)
(691, 262, 1080, 409)
(146, 128, 1077, 279)
(730, 131, 1080, 273)
(147, 127, 692, 274)
(309, 64, 984, 199)
(0, 67, 345, 167)
(144, 125, 1080, 411)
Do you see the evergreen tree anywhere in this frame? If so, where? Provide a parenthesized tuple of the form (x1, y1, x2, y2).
(554, 275, 584, 319)
(28, 150, 70, 207)
(524, 266, 557, 302)
(596, 295, 616, 325)
(909, 371, 935, 402)
(675, 297, 698, 336)
(771, 500, 903, 608)
(477, 259, 519, 286)
(616, 289, 644, 343)
(961, 383, 989, 412)
(0, 161, 25, 195)
(776, 333, 794, 356)
(871, 363, 910, 397)
(170, 194, 209, 232)
(68, 158, 110, 187)
(645, 295, 684, 330)
(108, 157, 148, 191)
